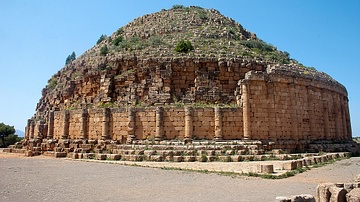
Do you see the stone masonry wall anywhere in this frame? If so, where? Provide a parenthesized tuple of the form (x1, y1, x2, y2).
(240, 67, 351, 142)
(28, 65, 351, 148)
(29, 107, 244, 142)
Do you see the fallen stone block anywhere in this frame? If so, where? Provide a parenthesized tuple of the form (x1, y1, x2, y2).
(275, 196, 291, 202)
(346, 188, 360, 202)
(290, 194, 315, 202)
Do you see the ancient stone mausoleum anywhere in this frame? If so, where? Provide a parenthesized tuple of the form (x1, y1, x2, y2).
(16, 6, 356, 156)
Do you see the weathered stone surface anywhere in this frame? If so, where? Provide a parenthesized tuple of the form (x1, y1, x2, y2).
(346, 188, 360, 202)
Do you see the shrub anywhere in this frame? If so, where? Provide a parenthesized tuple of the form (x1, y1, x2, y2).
(116, 28, 124, 35)
(96, 34, 107, 44)
(48, 78, 57, 90)
(100, 45, 108, 56)
(171, 4, 185, 9)
(175, 39, 194, 53)
(149, 36, 163, 46)
(240, 40, 274, 52)
(112, 36, 123, 46)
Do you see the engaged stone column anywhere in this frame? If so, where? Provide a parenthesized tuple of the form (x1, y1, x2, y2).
(214, 107, 223, 140)
(307, 87, 315, 140)
(127, 107, 136, 143)
(184, 106, 193, 142)
(242, 81, 251, 140)
(344, 98, 352, 140)
(62, 110, 70, 139)
(323, 104, 330, 140)
(47, 111, 54, 139)
(101, 108, 110, 140)
(29, 120, 35, 139)
(80, 109, 88, 139)
(155, 107, 164, 141)
(333, 94, 341, 140)
(265, 82, 277, 141)
(289, 83, 299, 141)
(340, 96, 347, 140)
(25, 119, 31, 139)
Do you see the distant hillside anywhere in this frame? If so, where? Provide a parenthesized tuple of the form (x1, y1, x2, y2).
(16, 129, 24, 137)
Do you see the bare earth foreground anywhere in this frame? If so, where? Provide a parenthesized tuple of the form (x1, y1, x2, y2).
(0, 150, 359, 202)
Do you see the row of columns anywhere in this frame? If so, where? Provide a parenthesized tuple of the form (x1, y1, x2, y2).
(37, 106, 226, 141)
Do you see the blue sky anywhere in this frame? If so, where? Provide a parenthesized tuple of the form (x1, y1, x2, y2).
(0, 0, 359, 137)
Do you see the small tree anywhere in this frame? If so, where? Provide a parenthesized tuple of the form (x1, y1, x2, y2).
(175, 39, 194, 53)
(100, 45, 108, 56)
(65, 51, 76, 65)
(0, 123, 15, 147)
(97, 34, 107, 44)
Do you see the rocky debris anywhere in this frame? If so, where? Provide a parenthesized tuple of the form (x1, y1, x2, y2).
(276, 194, 315, 202)
(316, 182, 360, 202)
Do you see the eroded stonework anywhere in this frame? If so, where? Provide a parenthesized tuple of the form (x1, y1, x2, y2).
(13, 6, 358, 157)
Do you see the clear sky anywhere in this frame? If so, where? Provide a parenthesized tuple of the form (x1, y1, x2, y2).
(0, 0, 359, 137)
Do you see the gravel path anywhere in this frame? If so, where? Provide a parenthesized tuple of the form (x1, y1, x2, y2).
(0, 151, 359, 201)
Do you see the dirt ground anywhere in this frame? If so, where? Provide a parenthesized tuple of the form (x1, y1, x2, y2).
(0, 150, 359, 201)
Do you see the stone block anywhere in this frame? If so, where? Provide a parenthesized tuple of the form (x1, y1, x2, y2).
(346, 188, 360, 202)
(283, 161, 297, 170)
(275, 196, 291, 202)
(25, 150, 33, 157)
(96, 154, 107, 160)
(84, 153, 95, 159)
(128, 155, 143, 161)
(54, 152, 67, 158)
(150, 155, 163, 162)
(71, 153, 79, 159)
(106, 154, 121, 160)
(290, 194, 315, 202)
(230, 155, 241, 162)
(54, 147, 63, 152)
(260, 165, 274, 174)
(173, 156, 183, 162)
(218, 155, 231, 162)
(183, 156, 195, 162)
(329, 185, 347, 202)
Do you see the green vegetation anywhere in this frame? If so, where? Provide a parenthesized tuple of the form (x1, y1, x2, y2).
(96, 34, 107, 44)
(100, 45, 108, 56)
(171, 4, 186, 10)
(240, 40, 274, 51)
(0, 123, 22, 148)
(175, 39, 194, 53)
(98, 101, 117, 108)
(148, 36, 163, 46)
(116, 27, 124, 35)
(48, 77, 57, 90)
(112, 36, 123, 46)
(65, 51, 76, 65)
